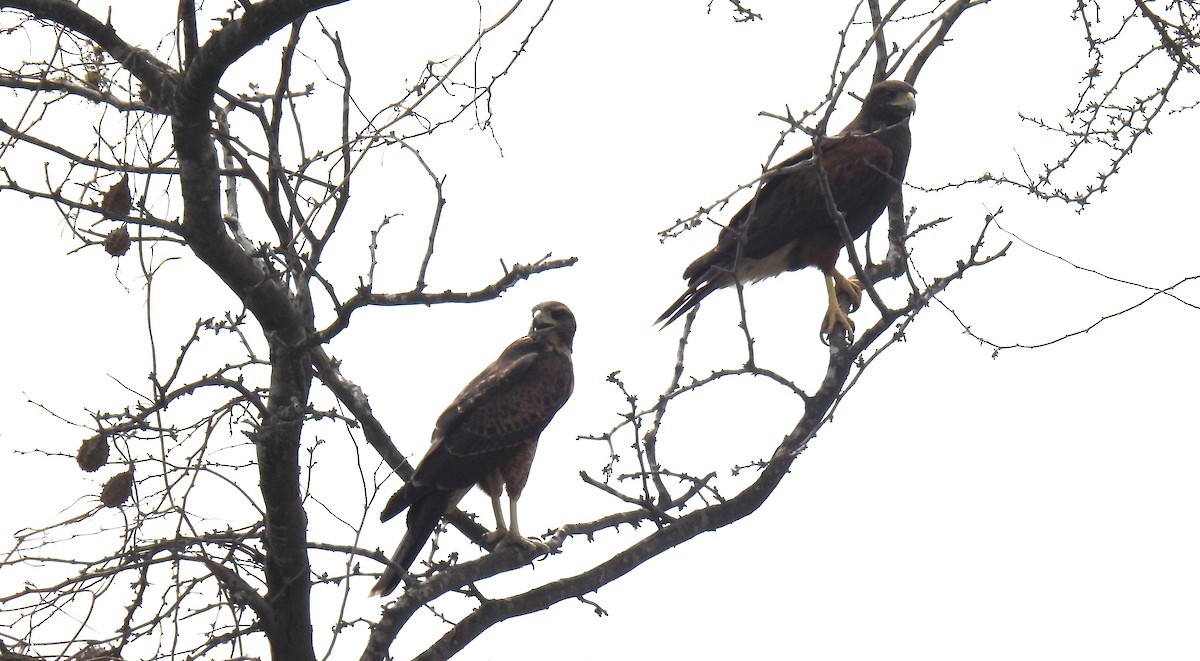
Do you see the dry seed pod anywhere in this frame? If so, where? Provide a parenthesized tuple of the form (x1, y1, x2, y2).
(103, 224, 131, 257)
(100, 174, 131, 218)
(76, 435, 109, 472)
(100, 468, 134, 508)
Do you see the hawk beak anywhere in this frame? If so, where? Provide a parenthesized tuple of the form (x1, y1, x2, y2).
(896, 91, 916, 113)
(531, 308, 554, 331)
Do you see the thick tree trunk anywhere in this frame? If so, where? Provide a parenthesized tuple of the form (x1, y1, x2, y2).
(173, 98, 318, 661)
(256, 344, 317, 661)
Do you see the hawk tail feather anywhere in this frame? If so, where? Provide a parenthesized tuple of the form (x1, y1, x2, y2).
(370, 492, 450, 597)
(656, 278, 723, 327)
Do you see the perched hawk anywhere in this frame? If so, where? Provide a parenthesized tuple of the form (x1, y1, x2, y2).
(371, 302, 576, 597)
(657, 79, 917, 339)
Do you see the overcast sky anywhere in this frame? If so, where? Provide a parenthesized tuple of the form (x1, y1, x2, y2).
(2, 1, 1199, 659)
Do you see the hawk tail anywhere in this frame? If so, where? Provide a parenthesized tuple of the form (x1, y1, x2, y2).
(656, 278, 724, 327)
(370, 492, 450, 597)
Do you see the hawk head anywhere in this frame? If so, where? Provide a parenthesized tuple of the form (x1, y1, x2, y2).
(530, 301, 576, 348)
(860, 79, 917, 128)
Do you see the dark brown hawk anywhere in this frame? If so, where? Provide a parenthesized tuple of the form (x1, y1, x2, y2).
(370, 301, 576, 597)
(657, 80, 917, 339)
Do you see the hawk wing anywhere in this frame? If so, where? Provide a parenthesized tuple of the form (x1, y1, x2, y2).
(409, 337, 573, 494)
(694, 133, 896, 277)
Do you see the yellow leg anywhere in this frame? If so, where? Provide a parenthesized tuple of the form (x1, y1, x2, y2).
(481, 478, 512, 546)
(491, 495, 507, 533)
(831, 269, 862, 310)
(488, 497, 549, 554)
(508, 497, 522, 539)
(821, 269, 861, 342)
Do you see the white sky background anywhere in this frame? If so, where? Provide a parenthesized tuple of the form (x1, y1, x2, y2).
(2, 0, 1199, 659)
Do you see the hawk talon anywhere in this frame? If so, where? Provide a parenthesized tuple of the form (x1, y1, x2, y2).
(822, 269, 860, 343)
(820, 306, 856, 344)
(485, 529, 550, 555)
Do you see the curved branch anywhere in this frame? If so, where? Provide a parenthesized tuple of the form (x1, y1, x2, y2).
(1, 0, 178, 94)
(172, 0, 347, 120)
(310, 256, 578, 345)
(411, 356, 844, 660)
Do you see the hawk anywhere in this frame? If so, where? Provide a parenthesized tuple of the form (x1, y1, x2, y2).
(371, 301, 576, 597)
(657, 79, 917, 340)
